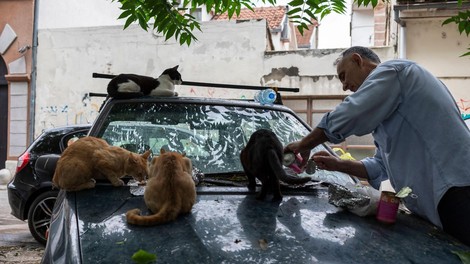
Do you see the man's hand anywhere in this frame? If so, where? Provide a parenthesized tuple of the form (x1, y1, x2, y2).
(312, 151, 341, 171)
(284, 141, 310, 167)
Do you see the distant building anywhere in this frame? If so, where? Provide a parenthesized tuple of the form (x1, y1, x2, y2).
(212, 6, 318, 51)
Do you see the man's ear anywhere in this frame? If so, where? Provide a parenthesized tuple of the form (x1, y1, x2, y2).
(351, 53, 363, 67)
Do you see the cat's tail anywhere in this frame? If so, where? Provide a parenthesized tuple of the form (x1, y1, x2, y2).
(126, 204, 180, 226)
(267, 149, 312, 185)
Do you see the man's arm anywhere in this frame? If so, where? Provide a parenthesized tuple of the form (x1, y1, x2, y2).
(284, 127, 330, 166)
(312, 151, 369, 180)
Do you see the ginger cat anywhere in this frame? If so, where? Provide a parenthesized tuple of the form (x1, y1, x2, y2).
(52, 136, 150, 191)
(126, 149, 196, 226)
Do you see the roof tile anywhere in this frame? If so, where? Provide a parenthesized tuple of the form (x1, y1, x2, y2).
(212, 6, 287, 30)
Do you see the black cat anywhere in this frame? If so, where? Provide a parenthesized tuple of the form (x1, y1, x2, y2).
(240, 129, 312, 201)
(107, 65, 182, 99)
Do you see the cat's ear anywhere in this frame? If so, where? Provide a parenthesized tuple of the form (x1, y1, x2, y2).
(141, 150, 151, 160)
(160, 148, 166, 154)
(172, 65, 179, 70)
(182, 156, 192, 174)
(127, 153, 138, 165)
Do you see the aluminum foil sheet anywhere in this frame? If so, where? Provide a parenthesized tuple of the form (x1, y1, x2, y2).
(328, 183, 370, 210)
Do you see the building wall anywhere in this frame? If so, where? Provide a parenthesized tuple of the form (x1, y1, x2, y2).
(316, 0, 352, 49)
(403, 18, 470, 116)
(34, 20, 395, 135)
(351, 9, 374, 47)
(37, 0, 123, 29)
(0, 0, 34, 172)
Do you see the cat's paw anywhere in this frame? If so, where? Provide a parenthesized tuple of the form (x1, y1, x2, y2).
(126, 208, 141, 217)
(111, 179, 125, 187)
(256, 193, 267, 200)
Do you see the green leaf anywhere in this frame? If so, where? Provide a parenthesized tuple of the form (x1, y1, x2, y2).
(131, 249, 157, 264)
(460, 50, 470, 57)
(442, 17, 456, 26)
(180, 32, 187, 45)
(124, 16, 135, 29)
(228, 6, 235, 18)
(194, 22, 202, 31)
(121, 2, 135, 10)
(459, 22, 466, 34)
(451, 250, 470, 264)
(137, 16, 149, 30)
(166, 24, 177, 40)
(118, 10, 133, 19)
(288, 0, 305, 7)
(287, 7, 302, 15)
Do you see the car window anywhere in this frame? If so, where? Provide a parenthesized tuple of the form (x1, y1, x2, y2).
(31, 128, 90, 155)
(30, 130, 64, 155)
(61, 129, 90, 152)
(97, 102, 354, 185)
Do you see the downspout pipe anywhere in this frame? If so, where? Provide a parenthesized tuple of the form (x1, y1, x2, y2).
(30, 0, 39, 143)
(394, 8, 407, 59)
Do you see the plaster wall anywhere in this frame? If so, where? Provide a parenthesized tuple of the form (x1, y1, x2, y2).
(35, 21, 267, 134)
(405, 19, 470, 77)
(316, 0, 352, 49)
(0, 0, 34, 69)
(0, 0, 34, 172)
(404, 18, 470, 115)
(35, 19, 395, 135)
(351, 9, 374, 47)
(37, 0, 123, 29)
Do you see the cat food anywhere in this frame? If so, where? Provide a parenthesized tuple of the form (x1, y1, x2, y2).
(305, 159, 317, 174)
(376, 191, 400, 224)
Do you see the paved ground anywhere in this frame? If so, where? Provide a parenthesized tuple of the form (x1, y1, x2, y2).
(0, 186, 44, 263)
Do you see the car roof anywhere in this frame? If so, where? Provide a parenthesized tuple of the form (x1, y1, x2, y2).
(100, 95, 295, 113)
(41, 124, 92, 133)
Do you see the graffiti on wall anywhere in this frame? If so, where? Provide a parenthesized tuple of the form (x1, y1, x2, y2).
(38, 93, 101, 133)
(186, 86, 248, 99)
(457, 98, 470, 119)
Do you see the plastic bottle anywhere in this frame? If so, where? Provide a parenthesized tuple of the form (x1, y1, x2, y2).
(254, 89, 277, 105)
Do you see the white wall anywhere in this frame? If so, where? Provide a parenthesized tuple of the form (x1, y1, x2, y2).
(351, 9, 374, 47)
(38, 0, 124, 29)
(35, 21, 267, 134)
(35, 19, 394, 135)
(316, 0, 352, 49)
(403, 18, 470, 116)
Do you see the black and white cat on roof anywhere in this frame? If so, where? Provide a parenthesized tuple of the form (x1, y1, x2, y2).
(107, 65, 182, 99)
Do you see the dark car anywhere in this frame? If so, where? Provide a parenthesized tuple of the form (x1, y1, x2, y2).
(42, 96, 470, 263)
(7, 124, 91, 244)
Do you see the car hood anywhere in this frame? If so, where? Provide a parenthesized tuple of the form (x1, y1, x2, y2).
(44, 185, 469, 264)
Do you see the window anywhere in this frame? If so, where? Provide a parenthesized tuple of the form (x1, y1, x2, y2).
(98, 102, 311, 174)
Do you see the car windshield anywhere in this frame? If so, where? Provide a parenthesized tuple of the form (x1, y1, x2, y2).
(96, 101, 354, 185)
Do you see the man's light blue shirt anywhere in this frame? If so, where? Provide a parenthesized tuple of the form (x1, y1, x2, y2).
(318, 60, 470, 227)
